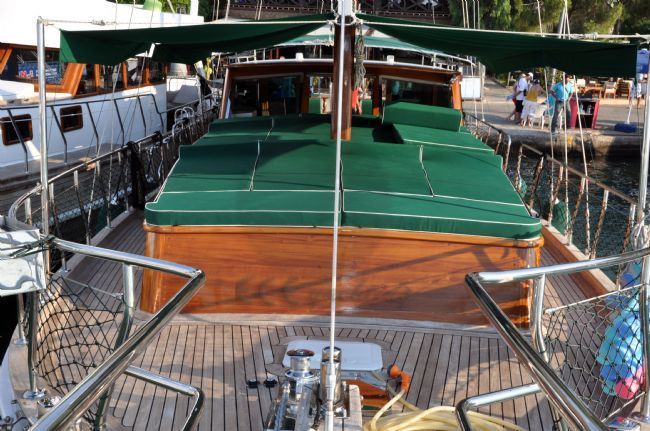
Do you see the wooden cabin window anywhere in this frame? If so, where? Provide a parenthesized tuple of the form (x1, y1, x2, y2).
(382, 78, 451, 108)
(0, 48, 65, 85)
(147, 61, 165, 84)
(0, 47, 11, 74)
(76, 64, 97, 95)
(229, 75, 301, 117)
(1, 114, 32, 146)
(126, 58, 145, 87)
(98, 64, 126, 91)
(307, 74, 332, 114)
(60, 105, 83, 132)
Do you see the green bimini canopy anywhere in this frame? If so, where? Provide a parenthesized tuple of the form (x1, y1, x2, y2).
(357, 13, 638, 77)
(281, 34, 470, 62)
(59, 13, 333, 65)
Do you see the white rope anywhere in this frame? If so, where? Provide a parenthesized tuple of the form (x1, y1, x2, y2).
(326, 4, 346, 430)
(572, 74, 591, 248)
(561, 71, 569, 235)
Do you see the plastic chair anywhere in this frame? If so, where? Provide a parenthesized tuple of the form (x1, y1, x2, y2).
(526, 104, 547, 129)
(604, 81, 617, 98)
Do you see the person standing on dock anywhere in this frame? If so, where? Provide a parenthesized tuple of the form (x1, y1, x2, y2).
(521, 79, 546, 126)
(550, 76, 570, 136)
(513, 73, 529, 123)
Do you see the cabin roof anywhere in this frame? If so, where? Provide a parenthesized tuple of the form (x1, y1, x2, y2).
(145, 112, 541, 240)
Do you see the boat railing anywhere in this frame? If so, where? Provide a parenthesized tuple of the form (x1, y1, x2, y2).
(8, 98, 217, 271)
(461, 247, 650, 430)
(8, 234, 205, 430)
(3, 83, 215, 430)
(1, 90, 219, 173)
(464, 112, 638, 285)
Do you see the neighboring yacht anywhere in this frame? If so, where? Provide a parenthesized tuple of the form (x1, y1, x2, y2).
(0, 0, 203, 174)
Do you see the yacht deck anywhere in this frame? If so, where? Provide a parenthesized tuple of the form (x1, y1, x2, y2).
(61, 211, 593, 430)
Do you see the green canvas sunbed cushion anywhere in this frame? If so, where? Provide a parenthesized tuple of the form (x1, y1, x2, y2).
(342, 142, 431, 195)
(162, 143, 258, 192)
(393, 123, 493, 153)
(343, 191, 540, 239)
(146, 116, 541, 239)
(383, 102, 461, 131)
(422, 147, 522, 205)
(206, 116, 273, 134)
(146, 190, 336, 227)
(253, 140, 335, 190)
(308, 97, 322, 114)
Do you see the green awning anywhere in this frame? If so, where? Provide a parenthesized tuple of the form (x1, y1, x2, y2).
(281, 34, 469, 61)
(59, 13, 334, 65)
(358, 13, 638, 77)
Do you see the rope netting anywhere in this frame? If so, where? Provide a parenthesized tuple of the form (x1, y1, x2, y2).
(465, 115, 638, 284)
(33, 274, 125, 424)
(543, 285, 645, 424)
(9, 105, 217, 426)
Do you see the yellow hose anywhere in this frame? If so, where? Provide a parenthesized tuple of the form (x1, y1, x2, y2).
(365, 380, 526, 431)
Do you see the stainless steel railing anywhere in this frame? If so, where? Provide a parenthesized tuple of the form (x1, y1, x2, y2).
(5, 99, 215, 429)
(8, 99, 217, 263)
(461, 246, 650, 430)
(26, 237, 206, 430)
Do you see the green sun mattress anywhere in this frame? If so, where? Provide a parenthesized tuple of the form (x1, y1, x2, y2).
(422, 147, 520, 205)
(393, 123, 493, 153)
(383, 102, 461, 132)
(146, 116, 540, 239)
(254, 140, 336, 190)
(146, 190, 337, 227)
(343, 191, 540, 239)
(162, 143, 259, 192)
(342, 142, 431, 195)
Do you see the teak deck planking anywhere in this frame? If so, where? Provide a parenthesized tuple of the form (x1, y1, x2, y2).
(59, 212, 593, 430)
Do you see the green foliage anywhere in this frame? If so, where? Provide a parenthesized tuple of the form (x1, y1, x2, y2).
(454, 0, 637, 37)
(569, 0, 624, 34)
(112, 0, 213, 18)
(619, 0, 650, 34)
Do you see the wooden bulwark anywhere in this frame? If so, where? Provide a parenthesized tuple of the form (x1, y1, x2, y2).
(142, 224, 541, 326)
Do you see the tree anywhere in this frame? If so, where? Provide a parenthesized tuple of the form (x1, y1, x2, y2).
(568, 0, 624, 34)
(618, 0, 650, 35)
(112, 0, 215, 19)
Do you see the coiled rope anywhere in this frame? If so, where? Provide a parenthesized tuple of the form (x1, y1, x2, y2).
(365, 377, 525, 431)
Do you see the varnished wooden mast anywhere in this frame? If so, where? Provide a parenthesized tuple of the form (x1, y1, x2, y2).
(330, 17, 355, 141)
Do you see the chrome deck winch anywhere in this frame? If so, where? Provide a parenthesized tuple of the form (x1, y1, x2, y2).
(264, 347, 350, 431)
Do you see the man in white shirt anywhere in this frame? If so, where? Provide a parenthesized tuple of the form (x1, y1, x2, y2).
(514, 73, 529, 123)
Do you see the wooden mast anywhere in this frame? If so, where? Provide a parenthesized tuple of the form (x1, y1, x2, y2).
(330, 16, 355, 141)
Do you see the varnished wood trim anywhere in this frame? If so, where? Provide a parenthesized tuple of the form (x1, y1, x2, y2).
(300, 74, 310, 113)
(34, 63, 85, 95)
(142, 227, 535, 326)
(541, 224, 612, 296)
(0, 47, 11, 74)
(143, 223, 542, 248)
(452, 79, 462, 110)
(331, 20, 354, 141)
